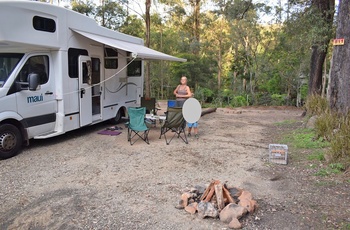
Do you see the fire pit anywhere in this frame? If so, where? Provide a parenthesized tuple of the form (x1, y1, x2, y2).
(175, 180, 258, 229)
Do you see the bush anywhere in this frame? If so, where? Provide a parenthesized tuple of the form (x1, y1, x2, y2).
(304, 95, 328, 116)
(314, 110, 340, 141)
(328, 113, 350, 168)
(231, 95, 248, 107)
(271, 94, 287, 106)
(196, 87, 214, 103)
(256, 93, 271, 105)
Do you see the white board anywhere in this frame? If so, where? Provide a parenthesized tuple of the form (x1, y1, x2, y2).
(182, 98, 201, 123)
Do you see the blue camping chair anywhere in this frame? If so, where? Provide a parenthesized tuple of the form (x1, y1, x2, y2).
(126, 107, 150, 145)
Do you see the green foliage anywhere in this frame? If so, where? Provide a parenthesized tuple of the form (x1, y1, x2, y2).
(196, 87, 214, 103)
(231, 95, 248, 107)
(170, 53, 214, 90)
(95, 1, 126, 30)
(307, 150, 325, 161)
(328, 113, 350, 168)
(271, 94, 287, 106)
(282, 128, 330, 149)
(119, 15, 144, 38)
(300, 84, 308, 101)
(314, 110, 339, 141)
(71, 0, 95, 16)
(305, 95, 329, 116)
(314, 163, 345, 177)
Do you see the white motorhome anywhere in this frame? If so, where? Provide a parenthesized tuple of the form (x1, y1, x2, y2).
(0, 1, 185, 159)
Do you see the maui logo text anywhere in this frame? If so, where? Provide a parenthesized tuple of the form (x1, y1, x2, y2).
(27, 94, 43, 103)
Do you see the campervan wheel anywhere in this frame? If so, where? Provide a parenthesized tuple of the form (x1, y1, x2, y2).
(0, 124, 22, 159)
(111, 108, 124, 124)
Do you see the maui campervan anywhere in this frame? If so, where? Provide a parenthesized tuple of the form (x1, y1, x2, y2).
(0, 1, 185, 159)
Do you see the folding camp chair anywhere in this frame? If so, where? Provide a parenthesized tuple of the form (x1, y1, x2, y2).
(141, 97, 161, 127)
(159, 107, 188, 145)
(126, 107, 150, 145)
(141, 97, 161, 115)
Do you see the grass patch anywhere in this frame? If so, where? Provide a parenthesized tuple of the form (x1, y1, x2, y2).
(282, 128, 330, 149)
(307, 150, 325, 161)
(340, 223, 350, 230)
(314, 163, 345, 177)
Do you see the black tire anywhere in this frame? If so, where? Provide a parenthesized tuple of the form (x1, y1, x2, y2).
(110, 109, 123, 124)
(0, 124, 23, 159)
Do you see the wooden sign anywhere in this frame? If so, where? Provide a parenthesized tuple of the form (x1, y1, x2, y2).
(333, 38, 345, 46)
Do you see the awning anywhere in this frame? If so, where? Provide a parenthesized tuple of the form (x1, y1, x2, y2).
(71, 29, 186, 62)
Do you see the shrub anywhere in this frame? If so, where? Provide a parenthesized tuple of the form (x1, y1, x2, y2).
(304, 94, 328, 116)
(256, 93, 271, 105)
(328, 113, 350, 168)
(231, 95, 248, 107)
(196, 87, 214, 103)
(271, 94, 287, 106)
(314, 110, 340, 141)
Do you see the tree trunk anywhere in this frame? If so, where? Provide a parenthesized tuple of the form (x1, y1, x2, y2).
(328, 0, 350, 114)
(232, 71, 237, 93)
(194, 0, 200, 43)
(321, 55, 327, 98)
(217, 40, 222, 90)
(308, 0, 335, 95)
(309, 47, 326, 95)
(144, 0, 151, 98)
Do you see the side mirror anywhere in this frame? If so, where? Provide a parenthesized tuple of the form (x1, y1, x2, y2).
(28, 73, 40, 91)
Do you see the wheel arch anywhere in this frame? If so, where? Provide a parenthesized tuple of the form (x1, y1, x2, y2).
(0, 119, 29, 145)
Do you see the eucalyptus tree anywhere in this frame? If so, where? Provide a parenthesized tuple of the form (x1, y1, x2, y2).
(301, 0, 335, 95)
(119, 15, 145, 38)
(71, 0, 96, 16)
(328, 0, 350, 114)
(215, 0, 264, 100)
(95, 0, 127, 30)
(201, 12, 232, 91)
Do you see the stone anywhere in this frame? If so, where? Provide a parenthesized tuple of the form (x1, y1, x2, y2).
(219, 203, 248, 223)
(197, 201, 218, 219)
(305, 115, 317, 129)
(228, 218, 242, 229)
(185, 202, 198, 214)
(228, 187, 242, 200)
(249, 199, 258, 213)
(238, 190, 252, 201)
(181, 192, 191, 207)
(175, 199, 185, 209)
(238, 198, 251, 212)
(237, 190, 257, 213)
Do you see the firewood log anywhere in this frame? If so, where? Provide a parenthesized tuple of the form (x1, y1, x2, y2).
(222, 186, 235, 204)
(201, 108, 217, 117)
(214, 183, 225, 210)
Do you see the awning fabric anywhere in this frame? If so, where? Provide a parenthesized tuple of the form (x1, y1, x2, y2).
(71, 29, 186, 62)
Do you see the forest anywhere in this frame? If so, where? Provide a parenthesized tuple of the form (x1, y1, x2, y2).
(50, 0, 334, 107)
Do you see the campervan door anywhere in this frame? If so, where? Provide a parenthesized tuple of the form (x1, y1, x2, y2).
(14, 53, 57, 137)
(78, 55, 93, 126)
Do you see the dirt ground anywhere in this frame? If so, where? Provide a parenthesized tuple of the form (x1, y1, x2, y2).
(0, 104, 349, 229)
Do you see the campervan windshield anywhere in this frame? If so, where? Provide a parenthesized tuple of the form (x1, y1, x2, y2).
(0, 53, 24, 87)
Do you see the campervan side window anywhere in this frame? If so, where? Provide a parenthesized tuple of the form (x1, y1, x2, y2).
(33, 16, 56, 33)
(127, 59, 142, 77)
(68, 48, 88, 78)
(17, 55, 49, 85)
(104, 47, 118, 69)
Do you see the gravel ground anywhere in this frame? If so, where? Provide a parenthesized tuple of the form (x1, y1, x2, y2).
(3, 105, 346, 229)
